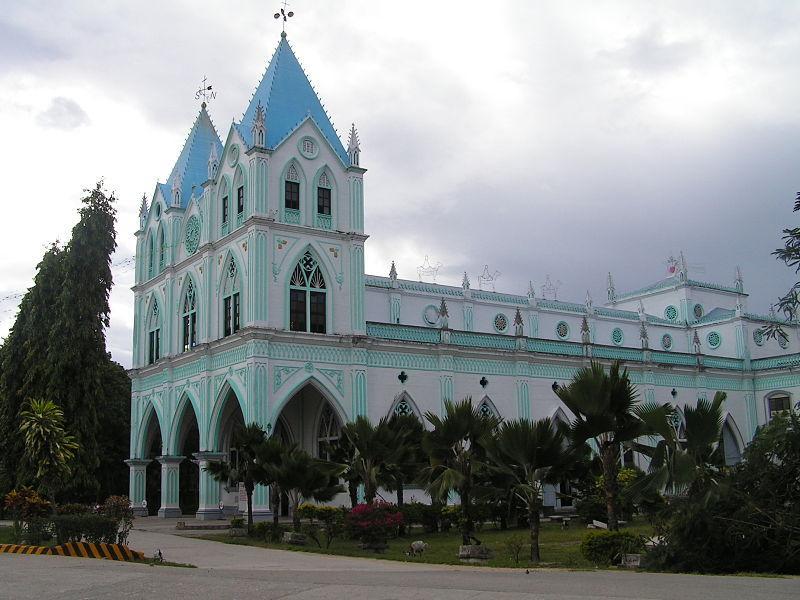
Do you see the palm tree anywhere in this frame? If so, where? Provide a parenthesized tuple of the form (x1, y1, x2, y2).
(422, 398, 501, 545)
(382, 412, 425, 535)
(266, 444, 344, 532)
(486, 418, 569, 562)
(326, 433, 360, 508)
(205, 423, 268, 531)
(555, 361, 654, 530)
(632, 392, 728, 502)
(19, 398, 78, 502)
(340, 416, 393, 504)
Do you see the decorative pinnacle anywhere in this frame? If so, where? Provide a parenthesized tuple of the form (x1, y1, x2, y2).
(139, 194, 148, 219)
(389, 261, 397, 281)
(513, 308, 524, 326)
(527, 280, 536, 299)
(462, 271, 470, 290)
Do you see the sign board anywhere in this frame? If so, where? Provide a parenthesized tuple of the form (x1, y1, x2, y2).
(621, 554, 641, 569)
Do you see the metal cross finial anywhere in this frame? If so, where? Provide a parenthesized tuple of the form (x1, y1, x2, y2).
(274, 1, 294, 32)
(195, 76, 216, 107)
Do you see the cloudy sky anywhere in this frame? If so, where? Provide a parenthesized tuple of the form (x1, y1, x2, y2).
(1, 1, 798, 367)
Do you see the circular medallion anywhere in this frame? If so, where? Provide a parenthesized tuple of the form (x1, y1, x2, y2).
(299, 136, 319, 159)
(184, 215, 200, 255)
(707, 331, 721, 349)
(693, 303, 704, 320)
(228, 144, 240, 167)
(611, 327, 624, 346)
(661, 334, 673, 350)
(493, 313, 509, 333)
(556, 321, 569, 340)
(664, 305, 678, 322)
(422, 304, 439, 327)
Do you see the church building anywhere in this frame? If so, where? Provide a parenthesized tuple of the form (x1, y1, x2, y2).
(127, 32, 800, 519)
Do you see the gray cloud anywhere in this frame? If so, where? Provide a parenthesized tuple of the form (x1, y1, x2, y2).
(602, 25, 703, 74)
(36, 97, 89, 130)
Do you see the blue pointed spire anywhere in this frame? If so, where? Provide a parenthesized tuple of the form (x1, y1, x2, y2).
(237, 35, 349, 165)
(160, 105, 223, 208)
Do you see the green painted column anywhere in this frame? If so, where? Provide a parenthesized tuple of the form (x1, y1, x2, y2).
(350, 244, 365, 333)
(157, 455, 184, 518)
(125, 459, 150, 517)
(352, 370, 368, 418)
(516, 381, 530, 419)
(194, 451, 225, 520)
(440, 375, 453, 414)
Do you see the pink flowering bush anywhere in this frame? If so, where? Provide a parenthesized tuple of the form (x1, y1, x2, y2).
(346, 501, 403, 546)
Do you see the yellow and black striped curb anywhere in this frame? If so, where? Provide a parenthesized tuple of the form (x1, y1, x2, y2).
(0, 542, 144, 561)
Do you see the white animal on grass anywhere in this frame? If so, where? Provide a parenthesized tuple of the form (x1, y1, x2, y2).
(406, 540, 428, 556)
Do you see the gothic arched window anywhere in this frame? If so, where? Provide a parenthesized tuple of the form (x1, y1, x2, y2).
(285, 163, 300, 211)
(220, 179, 230, 227)
(222, 257, 241, 337)
(289, 251, 326, 333)
(317, 171, 331, 216)
(316, 404, 340, 459)
(147, 299, 162, 364)
(182, 279, 197, 352)
(234, 167, 245, 222)
(146, 233, 155, 279)
(478, 397, 497, 419)
(157, 227, 166, 272)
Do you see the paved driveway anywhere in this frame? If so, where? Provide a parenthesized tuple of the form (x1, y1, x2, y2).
(1, 525, 798, 599)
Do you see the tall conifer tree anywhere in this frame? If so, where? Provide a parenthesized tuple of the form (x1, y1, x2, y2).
(0, 244, 65, 492)
(46, 182, 117, 498)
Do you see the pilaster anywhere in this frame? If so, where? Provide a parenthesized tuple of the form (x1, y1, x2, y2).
(157, 455, 184, 518)
(195, 451, 225, 520)
(125, 459, 150, 517)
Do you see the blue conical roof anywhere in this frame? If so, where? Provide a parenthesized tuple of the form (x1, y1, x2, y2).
(160, 105, 223, 208)
(237, 34, 348, 165)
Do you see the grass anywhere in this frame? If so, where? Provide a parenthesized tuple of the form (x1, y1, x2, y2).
(200, 520, 655, 569)
(0, 525, 56, 547)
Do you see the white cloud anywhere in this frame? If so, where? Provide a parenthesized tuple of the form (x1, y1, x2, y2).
(36, 96, 90, 130)
(1, 1, 799, 367)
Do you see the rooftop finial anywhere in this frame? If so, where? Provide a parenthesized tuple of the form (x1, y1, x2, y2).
(139, 193, 148, 227)
(195, 75, 216, 107)
(251, 101, 266, 148)
(734, 265, 744, 293)
(274, 1, 294, 33)
(389, 261, 397, 281)
(462, 271, 470, 290)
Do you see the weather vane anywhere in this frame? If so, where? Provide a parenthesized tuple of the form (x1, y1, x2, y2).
(274, 1, 294, 32)
(195, 76, 216, 106)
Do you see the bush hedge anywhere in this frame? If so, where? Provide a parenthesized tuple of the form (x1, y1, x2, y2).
(51, 514, 119, 545)
(580, 531, 645, 565)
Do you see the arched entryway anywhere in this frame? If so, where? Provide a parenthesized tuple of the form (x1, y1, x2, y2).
(214, 387, 246, 515)
(271, 381, 347, 513)
(142, 407, 162, 516)
(172, 398, 200, 516)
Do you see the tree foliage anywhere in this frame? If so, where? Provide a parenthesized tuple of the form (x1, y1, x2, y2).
(19, 399, 78, 500)
(767, 190, 800, 340)
(0, 182, 127, 501)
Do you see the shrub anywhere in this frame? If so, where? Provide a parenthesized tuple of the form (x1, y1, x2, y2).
(296, 503, 318, 523)
(503, 534, 527, 564)
(99, 495, 134, 545)
(51, 514, 118, 545)
(23, 517, 52, 545)
(3, 488, 52, 520)
(230, 517, 245, 529)
(57, 503, 92, 515)
(346, 502, 403, 546)
(580, 531, 645, 566)
(440, 505, 460, 532)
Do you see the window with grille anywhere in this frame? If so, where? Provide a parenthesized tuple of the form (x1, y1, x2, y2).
(285, 181, 300, 210)
(768, 395, 791, 419)
(182, 280, 197, 352)
(289, 251, 326, 334)
(222, 195, 229, 224)
(222, 258, 241, 337)
(237, 186, 244, 215)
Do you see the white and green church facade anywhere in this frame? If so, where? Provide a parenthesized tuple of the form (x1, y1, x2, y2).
(127, 33, 800, 519)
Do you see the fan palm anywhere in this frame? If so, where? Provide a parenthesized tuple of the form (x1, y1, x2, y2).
(265, 444, 344, 532)
(19, 398, 78, 502)
(204, 423, 268, 531)
(631, 391, 728, 502)
(422, 398, 501, 545)
(325, 433, 360, 508)
(340, 416, 393, 504)
(555, 361, 653, 530)
(383, 412, 426, 534)
(485, 418, 569, 562)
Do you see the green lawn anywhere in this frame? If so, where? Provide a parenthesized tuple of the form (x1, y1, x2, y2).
(201, 520, 654, 569)
(0, 525, 56, 547)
